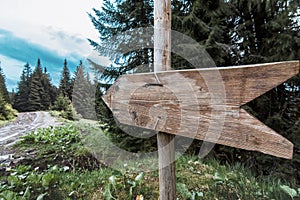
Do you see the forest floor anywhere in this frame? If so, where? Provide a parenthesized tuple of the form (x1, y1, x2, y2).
(0, 111, 62, 163)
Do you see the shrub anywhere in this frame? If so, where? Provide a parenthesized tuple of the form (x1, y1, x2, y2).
(0, 93, 17, 121)
(51, 94, 76, 120)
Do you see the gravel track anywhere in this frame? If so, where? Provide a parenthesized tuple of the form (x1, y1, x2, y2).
(0, 111, 61, 162)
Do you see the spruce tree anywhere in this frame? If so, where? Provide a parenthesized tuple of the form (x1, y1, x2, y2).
(171, 0, 234, 67)
(215, 0, 300, 183)
(88, 0, 154, 84)
(0, 92, 6, 120)
(72, 61, 96, 120)
(58, 59, 72, 100)
(27, 59, 54, 111)
(28, 59, 44, 111)
(89, 0, 300, 179)
(227, 0, 300, 64)
(13, 63, 32, 112)
(41, 67, 55, 110)
(0, 62, 10, 103)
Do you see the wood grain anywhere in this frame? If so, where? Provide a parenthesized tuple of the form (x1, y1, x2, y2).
(103, 61, 299, 159)
(154, 0, 176, 199)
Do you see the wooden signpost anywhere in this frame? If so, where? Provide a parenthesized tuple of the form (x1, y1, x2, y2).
(153, 0, 176, 199)
(102, 0, 300, 198)
(103, 61, 299, 159)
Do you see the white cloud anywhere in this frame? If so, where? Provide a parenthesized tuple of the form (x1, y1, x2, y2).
(0, 0, 101, 58)
(0, 0, 100, 39)
(0, 55, 23, 79)
(0, 55, 24, 91)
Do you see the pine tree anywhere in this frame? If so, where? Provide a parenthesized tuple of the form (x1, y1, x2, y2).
(72, 61, 97, 120)
(89, 0, 300, 179)
(58, 59, 72, 100)
(28, 59, 44, 111)
(227, 0, 300, 64)
(13, 63, 32, 112)
(88, 0, 154, 84)
(0, 62, 10, 103)
(0, 92, 7, 120)
(172, 0, 234, 67)
(41, 67, 56, 110)
(27, 59, 55, 111)
(214, 0, 300, 183)
(89, 0, 167, 151)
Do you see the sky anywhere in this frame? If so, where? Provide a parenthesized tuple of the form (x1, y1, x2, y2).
(0, 0, 108, 91)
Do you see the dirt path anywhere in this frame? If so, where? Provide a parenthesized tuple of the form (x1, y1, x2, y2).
(0, 111, 61, 162)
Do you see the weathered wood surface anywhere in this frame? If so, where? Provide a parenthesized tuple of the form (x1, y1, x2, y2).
(154, 0, 171, 72)
(103, 61, 299, 159)
(154, 0, 176, 199)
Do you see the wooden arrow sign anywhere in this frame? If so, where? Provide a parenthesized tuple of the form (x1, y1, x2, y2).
(103, 61, 299, 159)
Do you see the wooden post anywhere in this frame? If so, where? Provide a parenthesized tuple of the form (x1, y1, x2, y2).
(154, 0, 176, 199)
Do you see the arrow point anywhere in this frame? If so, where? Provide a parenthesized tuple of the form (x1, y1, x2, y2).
(102, 93, 111, 109)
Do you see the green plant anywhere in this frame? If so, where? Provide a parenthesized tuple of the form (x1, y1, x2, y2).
(3, 122, 299, 200)
(51, 94, 75, 120)
(280, 185, 300, 200)
(177, 182, 204, 200)
(16, 125, 100, 171)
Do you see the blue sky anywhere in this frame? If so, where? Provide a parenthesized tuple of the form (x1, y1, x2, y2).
(0, 0, 109, 91)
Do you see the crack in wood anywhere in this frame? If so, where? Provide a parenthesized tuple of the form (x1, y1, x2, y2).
(144, 83, 164, 87)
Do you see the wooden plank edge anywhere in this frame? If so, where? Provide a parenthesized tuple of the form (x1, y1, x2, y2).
(110, 60, 299, 76)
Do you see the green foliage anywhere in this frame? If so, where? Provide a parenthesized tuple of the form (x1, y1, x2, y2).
(27, 67, 44, 111)
(280, 185, 299, 199)
(88, 1, 300, 175)
(17, 125, 99, 170)
(223, 0, 300, 183)
(58, 59, 72, 100)
(0, 64, 16, 121)
(172, 0, 234, 67)
(2, 120, 300, 199)
(20, 125, 81, 145)
(27, 59, 54, 111)
(72, 62, 97, 120)
(14, 60, 57, 112)
(0, 92, 17, 121)
(51, 94, 76, 120)
(99, 168, 146, 199)
(88, 156, 300, 199)
(0, 64, 10, 103)
(228, 0, 299, 64)
(88, 0, 154, 83)
(0, 165, 68, 200)
(177, 182, 203, 199)
(13, 63, 32, 112)
(41, 67, 57, 109)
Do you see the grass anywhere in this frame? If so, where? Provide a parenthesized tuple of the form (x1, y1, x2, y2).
(0, 122, 299, 200)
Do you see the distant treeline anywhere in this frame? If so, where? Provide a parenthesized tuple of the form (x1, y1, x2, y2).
(0, 58, 102, 120)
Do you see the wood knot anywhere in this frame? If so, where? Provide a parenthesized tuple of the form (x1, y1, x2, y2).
(131, 111, 137, 120)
